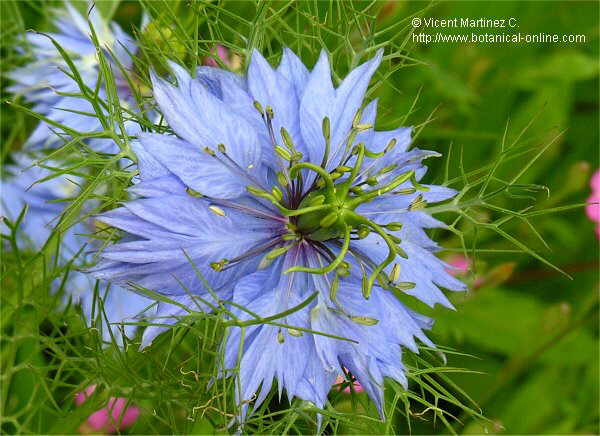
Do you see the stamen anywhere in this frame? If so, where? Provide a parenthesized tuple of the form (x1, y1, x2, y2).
(320, 116, 331, 169)
(409, 194, 427, 211)
(277, 329, 285, 343)
(205, 196, 285, 222)
(208, 205, 226, 217)
(220, 237, 285, 272)
(350, 315, 379, 326)
(390, 263, 400, 282)
(288, 328, 303, 337)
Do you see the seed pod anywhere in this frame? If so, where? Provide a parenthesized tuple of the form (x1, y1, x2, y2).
(319, 212, 338, 228)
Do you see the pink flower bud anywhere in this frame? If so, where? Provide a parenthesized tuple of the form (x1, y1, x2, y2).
(75, 385, 140, 434)
(445, 254, 471, 276)
(205, 44, 230, 67)
(74, 385, 97, 407)
(86, 398, 140, 433)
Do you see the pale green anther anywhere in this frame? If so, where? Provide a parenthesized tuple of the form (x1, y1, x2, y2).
(336, 165, 353, 173)
(352, 109, 363, 128)
(275, 145, 292, 161)
(253, 100, 264, 114)
(210, 258, 228, 272)
(357, 226, 370, 239)
(350, 186, 364, 195)
(346, 130, 359, 151)
(282, 233, 297, 241)
(246, 185, 269, 197)
(288, 328, 303, 337)
(319, 211, 338, 228)
(396, 244, 408, 259)
(217, 143, 226, 153)
(393, 188, 416, 195)
(381, 164, 398, 174)
(330, 274, 339, 302)
(203, 146, 216, 156)
(330, 172, 342, 181)
(276, 171, 288, 187)
(366, 177, 378, 186)
(280, 127, 295, 151)
(277, 330, 285, 344)
(208, 205, 226, 217)
(394, 281, 416, 290)
(389, 234, 402, 245)
(309, 194, 326, 206)
(271, 186, 283, 202)
(185, 187, 203, 198)
(385, 222, 403, 231)
(390, 263, 400, 282)
(409, 194, 427, 211)
(354, 123, 373, 131)
(266, 105, 274, 120)
(337, 265, 350, 277)
(361, 275, 369, 299)
(258, 257, 272, 270)
(246, 185, 276, 203)
(292, 152, 303, 161)
(266, 244, 293, 260)
(384, 138, 397, 153)
(350, 316, 379, 326)
(322, 117, 330, 141)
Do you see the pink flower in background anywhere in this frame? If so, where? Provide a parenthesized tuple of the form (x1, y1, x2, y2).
(335, 374, 363, 394)
(586, 170, 600, 239)
(75, 385, 98, 407)
(75, 385, 140, 434)
(590, 170, 600, 192)
(445, 254, 471, 276)
(205, 44, 230, 67)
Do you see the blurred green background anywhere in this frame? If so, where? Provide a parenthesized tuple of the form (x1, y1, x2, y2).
(1, 0, 598, 434)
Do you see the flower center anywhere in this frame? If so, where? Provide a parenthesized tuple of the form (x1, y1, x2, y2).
(208, 103, 428, 299)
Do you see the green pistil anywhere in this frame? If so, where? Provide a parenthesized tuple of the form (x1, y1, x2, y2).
(290, 162, 336, 196)
(285, 226, 351, 274)
(238, 109, 432, 300)
(337, 142, 366, 199)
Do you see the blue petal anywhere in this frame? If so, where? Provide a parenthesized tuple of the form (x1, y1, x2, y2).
(136, 132, 256, 199)
(299, 50, 335, 166)
(151, 64, 262, 176)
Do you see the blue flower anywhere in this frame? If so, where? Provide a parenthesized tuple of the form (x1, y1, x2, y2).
(1, 153, 152, 345)
(7, 1, 144, 152)
(91, 48, 465, 417)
